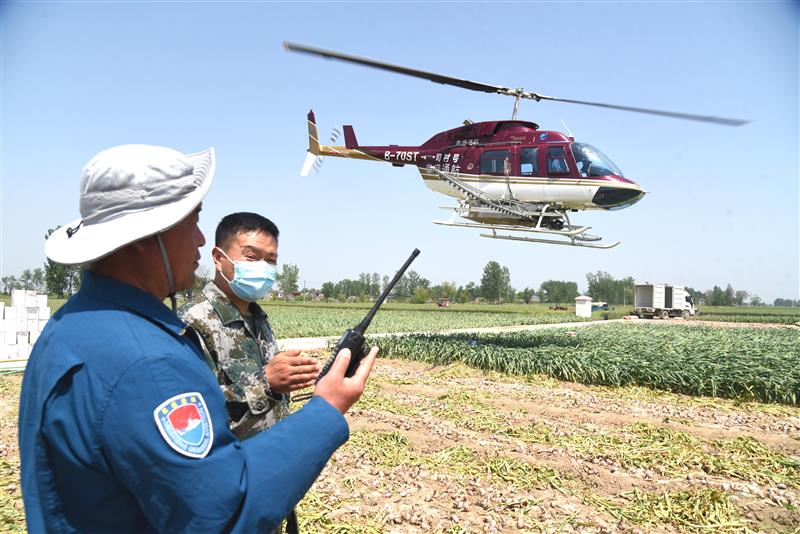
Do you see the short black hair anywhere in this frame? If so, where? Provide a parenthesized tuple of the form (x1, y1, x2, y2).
(215, 212, 279, 248)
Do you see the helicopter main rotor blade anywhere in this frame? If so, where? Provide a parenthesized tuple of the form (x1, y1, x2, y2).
(284, 42, 749, 127)
(525, 93, 749, 127)
(284, 41, 510, 95)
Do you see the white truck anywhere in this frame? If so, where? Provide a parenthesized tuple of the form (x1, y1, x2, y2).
(633, 284, 696, 319)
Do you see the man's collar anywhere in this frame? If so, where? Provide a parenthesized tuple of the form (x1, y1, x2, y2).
(80, 270, 187, 336)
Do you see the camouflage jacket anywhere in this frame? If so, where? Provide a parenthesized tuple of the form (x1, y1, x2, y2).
(178, 281, 288, 439)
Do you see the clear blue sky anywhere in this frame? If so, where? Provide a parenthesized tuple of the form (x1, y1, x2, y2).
(2, 1, 798, 302)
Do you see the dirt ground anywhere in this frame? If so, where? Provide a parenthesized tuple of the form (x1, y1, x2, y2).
(297, 356, 800, 533)
(0, 375, 24, 531)
(2, 356, 799, 533)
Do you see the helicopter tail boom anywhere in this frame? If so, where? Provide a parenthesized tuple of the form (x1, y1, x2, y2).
(303, 109, 385, 167)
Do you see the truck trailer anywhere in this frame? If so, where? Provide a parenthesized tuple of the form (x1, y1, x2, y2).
(634, 284, 696, 319)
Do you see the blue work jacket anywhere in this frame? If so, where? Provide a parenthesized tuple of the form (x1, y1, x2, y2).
(18, 270, 348, 533)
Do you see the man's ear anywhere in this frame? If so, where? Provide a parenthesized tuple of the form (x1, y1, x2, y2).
(211, 246, 224, 273)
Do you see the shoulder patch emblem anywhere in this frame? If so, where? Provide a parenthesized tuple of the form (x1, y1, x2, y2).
(153, 392, 214, 458)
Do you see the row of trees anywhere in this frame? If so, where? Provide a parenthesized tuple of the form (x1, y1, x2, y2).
(2, 263, 81, 299)
(318, 261, 522, 304)
(585, 272, 634, 305)
(2, 229, 797, 307)
(2, 228, 82, 298)
(691, 285, 800, 307)
(316, 264, 798, 306)
(2, 269, 45, 294)
(316, 261, 562, 304)
(321, 271, 434, 303)
(316, 266, 584, 305)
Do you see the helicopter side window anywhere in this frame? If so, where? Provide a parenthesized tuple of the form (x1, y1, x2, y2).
(520, 147, 538, 176)
(480, 150, 509, 175)
(548, 147, 569, 175)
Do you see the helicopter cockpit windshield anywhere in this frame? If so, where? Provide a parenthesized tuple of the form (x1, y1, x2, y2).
(571, 142, 624, 178)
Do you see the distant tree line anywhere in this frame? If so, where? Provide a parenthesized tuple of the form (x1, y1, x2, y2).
(4, 228, 798, 308)
(2, 264, 81, 299)
(0, 227, 82, 298)
(316, 264, 798, 307)
(2, 269, 46, 294)
(585, 271, 634, 305)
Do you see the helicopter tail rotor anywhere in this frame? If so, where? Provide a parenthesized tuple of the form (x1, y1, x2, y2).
(300, 110, 342, 176)
(300, 129, 342, 176)
(299, 152, 317, 177)
(310, 128, 341, 174)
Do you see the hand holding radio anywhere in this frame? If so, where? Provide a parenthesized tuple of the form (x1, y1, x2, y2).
(313, 346, 379, 414)
(316, 248, 420, 382)
(308, 248, 420, 413)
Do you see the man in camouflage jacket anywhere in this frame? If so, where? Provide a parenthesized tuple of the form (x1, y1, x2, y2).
(179, 212, 320, 439)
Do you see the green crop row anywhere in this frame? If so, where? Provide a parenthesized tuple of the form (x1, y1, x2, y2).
(370, 324, 800, 405)
(693, 313, 799, 324)
(699, 306, 800, 316)
(694, 306, 800, 325)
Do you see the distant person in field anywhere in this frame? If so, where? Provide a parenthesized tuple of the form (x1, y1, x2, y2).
(18, 145, 378, 533)
(179, 212, 320, 440)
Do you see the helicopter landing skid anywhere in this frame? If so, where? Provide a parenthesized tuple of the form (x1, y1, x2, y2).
(481, 232, 621, 249)
(432, 219, 620, 249)
(432, 220, 590, 237)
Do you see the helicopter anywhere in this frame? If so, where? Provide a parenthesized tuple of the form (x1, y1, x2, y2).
(285, 42, 748, 249)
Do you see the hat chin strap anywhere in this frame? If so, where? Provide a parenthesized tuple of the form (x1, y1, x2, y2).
(156, 233, 177, 311)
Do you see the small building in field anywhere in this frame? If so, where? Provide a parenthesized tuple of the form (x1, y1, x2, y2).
(575, 295, 593, 318)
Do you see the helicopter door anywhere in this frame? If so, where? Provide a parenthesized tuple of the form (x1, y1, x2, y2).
(480, 149, 511, 197)
(518, 146, 544, 202)
(547, 146, 572, 177)
(545, 145, 590, 205)
(520, 147, 538, 177)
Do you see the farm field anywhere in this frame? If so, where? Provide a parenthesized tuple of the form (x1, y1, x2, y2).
(3, 322, 799, 532)
(693, 307, 800, 325)
(263, 305, 594, 338)
(3, 293, 798, 329)
(373, 323, 800, 405)
(298, 358, 800, 533)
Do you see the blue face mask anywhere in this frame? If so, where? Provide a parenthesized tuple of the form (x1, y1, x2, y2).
(217, 248, 277, 302)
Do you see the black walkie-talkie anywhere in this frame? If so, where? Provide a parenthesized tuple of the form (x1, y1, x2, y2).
(316, 248, 420, 381)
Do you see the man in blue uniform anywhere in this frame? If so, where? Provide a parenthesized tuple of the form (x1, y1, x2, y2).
(18, 144, 378, 532)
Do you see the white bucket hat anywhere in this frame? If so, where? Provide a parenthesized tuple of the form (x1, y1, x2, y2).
(45, 144, 215, 265)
